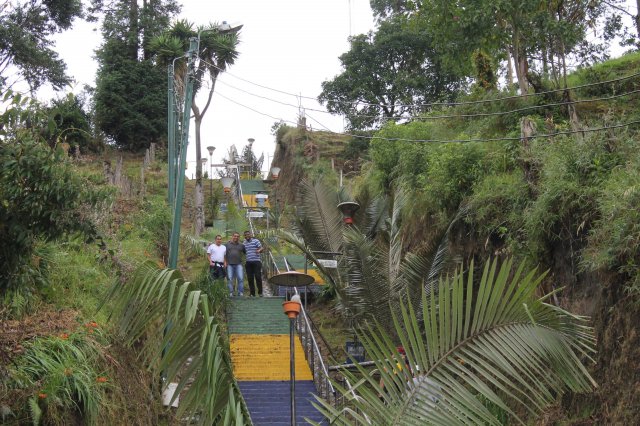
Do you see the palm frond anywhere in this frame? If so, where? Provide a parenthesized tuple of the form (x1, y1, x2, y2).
(341, 227, 393, 329)
(315, 258, 596, 425)
(296, 179, 344, 254)
(104, 261, 247, 424)
(181, 234, 208, 258)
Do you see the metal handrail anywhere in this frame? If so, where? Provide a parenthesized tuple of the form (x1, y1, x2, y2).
(292, 286, 336, 404)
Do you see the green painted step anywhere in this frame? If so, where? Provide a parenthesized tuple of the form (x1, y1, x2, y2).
(227, 297, 290, 335)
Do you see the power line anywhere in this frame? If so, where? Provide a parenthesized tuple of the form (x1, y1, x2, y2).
(200, 57, 640, 109)
(215, 87, 640, 144)
(216, 70, 640, 122)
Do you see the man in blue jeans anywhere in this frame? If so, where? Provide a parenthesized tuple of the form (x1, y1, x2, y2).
(225, 232, 246, 297)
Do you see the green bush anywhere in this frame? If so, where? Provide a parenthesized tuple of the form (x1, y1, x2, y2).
(466, 171, 530, 252)
(420, 142, 486, 212)
(7, 328, 109, 425)
(583, 158, 640, 297)
(523, 132, 628, 261)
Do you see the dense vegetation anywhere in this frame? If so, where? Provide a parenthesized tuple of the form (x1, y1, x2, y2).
(1, 0, 639, 424)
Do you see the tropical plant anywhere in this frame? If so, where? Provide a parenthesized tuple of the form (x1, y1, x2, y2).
(7, 328, 109, 425)
(104, 261, 247, 424)
(277, 179, 462, 335)
(312, 258, 597, 425)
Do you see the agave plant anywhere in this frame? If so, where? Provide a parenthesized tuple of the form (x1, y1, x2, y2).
(312, 258, 597, 425)
(104, 261, 248, 425)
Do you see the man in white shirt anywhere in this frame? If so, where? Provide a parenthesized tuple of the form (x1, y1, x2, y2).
(207, 235, 227, 282)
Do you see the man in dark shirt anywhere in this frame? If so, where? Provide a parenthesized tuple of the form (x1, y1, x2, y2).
(225, 232, 246, 297)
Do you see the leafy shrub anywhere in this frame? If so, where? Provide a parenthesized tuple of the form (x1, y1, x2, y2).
(523, 132, 628, 261)
(7, 327, 109, 425)
(0, 136, 100, 293)
(420, 142, 486, 212)
(466, 171, 530, 252)
(583, 158, 640, 297)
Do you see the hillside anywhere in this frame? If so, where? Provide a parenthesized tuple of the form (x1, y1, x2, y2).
(272, 52, 640, 424)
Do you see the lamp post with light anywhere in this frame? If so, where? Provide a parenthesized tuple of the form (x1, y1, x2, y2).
(207, 146, 215, 223)
(270, 270, 314, 426)
(270, 166, 281, 229)
(247, 138, 255, 178)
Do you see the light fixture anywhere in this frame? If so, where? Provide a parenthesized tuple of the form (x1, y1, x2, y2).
(221, 177, 234, 194)
(270, 166, 281, 180)
(337, 201, 360, 225)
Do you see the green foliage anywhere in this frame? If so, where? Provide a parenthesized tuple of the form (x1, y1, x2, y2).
(319, 17, 463, 130)
(46, 93, 98, 153)
(523, 133, 627, 260)
(136, 198, 172, 257)
(466, 171, 530, 252)
(313, 258, 596, 425)
(0, 0, 82, 91)
(420, 142, 486, 212)
(8, 329, 109, 425)
(105, 261, 248, 424)
(583, 157, 640, 297)
(0, 115, 103, 293)
(93, 0, 180, 151)
(94, 45, 168, 151)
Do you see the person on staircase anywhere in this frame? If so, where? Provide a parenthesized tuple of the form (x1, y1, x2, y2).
(207, 235, 227, 288)
(225, 232, 246, 297)
(243, 230, 264, 297)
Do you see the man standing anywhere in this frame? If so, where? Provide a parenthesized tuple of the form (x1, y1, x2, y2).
(243, 230, 264, 297)
(207, 235, 226, 283)
(225, 232, 246, 297)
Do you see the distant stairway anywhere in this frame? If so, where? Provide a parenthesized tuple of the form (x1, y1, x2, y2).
(228, 297, 326, 425)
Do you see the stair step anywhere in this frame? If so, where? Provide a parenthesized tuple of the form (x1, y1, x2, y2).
(228, 297, 291, 334)
(231, 334, 313, 380)
(238, 381, 326, 424)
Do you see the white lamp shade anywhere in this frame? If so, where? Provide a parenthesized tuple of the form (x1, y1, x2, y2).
(221, 177, 234, 193)
(270, 167, 281, 179)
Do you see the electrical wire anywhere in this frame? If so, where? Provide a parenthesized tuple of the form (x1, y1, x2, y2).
(200, 57, 640, 109)
(200, 58, 640, 122)
(215, 87, 640, 144)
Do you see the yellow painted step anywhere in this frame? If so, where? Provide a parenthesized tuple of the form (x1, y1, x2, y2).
(230, 334, 313, 381)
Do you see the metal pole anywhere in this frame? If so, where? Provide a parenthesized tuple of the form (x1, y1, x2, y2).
(290, 316, 296, 426)
(167, 64, 175, 206)
(168, 37, 198, 269)
(209, 156, 213, 222)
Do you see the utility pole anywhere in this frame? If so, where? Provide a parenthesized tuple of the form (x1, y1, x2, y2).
(168, 37, 198, 269)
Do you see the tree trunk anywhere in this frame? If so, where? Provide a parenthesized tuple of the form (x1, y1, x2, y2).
(636, 0, 640, 48)
(128, 0, 139, 60)
(193, 108, 205, 236)
(506, 53, 514, 86)
(510, 32, 529, 95)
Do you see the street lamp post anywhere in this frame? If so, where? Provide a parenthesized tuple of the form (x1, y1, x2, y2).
(270, 166, 281, 229)
(207, 146, 215, 224)
(282, 294, 302, 426)
(247, 138, 255, 178)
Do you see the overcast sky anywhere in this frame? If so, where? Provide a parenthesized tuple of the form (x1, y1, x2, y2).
(47, 0, 376, 177)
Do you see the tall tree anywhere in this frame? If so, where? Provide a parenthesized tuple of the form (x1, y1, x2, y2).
(319, 17, 463, 130)
(92, 0, 179, 150)
(151, 21, 240, 236)
(0, 0, 82, 91)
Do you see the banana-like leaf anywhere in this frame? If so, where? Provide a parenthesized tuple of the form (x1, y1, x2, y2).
(314, 258, 597, 425)
(104, 261, 250, 425)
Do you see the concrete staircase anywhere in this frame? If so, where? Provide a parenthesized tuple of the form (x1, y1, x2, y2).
(228, 297, 326, 425)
